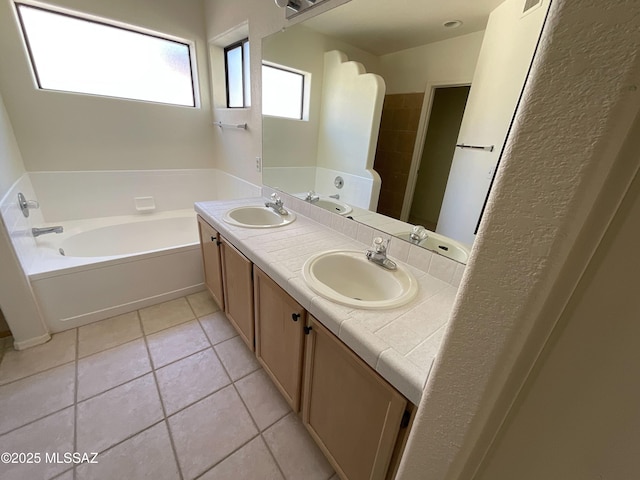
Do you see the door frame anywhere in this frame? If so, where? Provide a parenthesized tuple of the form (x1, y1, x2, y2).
(400, 80, 472, 222)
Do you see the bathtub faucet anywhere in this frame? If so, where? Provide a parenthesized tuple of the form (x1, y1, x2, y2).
(32, 226, 63, 237)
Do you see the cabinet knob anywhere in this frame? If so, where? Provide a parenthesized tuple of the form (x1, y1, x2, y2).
(304, 326, 313, 335)
(291, 313, 301, 322)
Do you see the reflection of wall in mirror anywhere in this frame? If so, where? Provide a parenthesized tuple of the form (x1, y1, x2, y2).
(262, 25, 385, 209)
(437, 0, 550, 245)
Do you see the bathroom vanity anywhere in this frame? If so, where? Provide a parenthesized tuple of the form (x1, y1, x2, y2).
(195, 196, 461, 480)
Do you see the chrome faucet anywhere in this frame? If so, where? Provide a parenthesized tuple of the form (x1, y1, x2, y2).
(366, 237, 397, 270)
(409, 225, 428, 244)
(329, 194, 340, 200)
(265, 193, 289, 215)
(32, 226, 63, 237)
(304, 190, 320, 203)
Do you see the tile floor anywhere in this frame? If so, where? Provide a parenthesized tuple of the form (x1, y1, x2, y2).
(0, 291, 337, 480)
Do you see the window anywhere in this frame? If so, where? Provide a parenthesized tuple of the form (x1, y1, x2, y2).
(224, 38, 250, 108)
(15, 3, 197, 107)
(262, 64, 305, 120)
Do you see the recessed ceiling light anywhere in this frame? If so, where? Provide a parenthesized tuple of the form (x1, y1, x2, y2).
(444, 20, 463, 28)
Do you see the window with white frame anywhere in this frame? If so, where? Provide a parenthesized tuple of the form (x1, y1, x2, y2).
(224, 38, 250, 108)
(262, 63, 306, 120)
(14, 2, 197, 107)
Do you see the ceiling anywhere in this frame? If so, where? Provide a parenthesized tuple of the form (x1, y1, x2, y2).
(303, 0, 506, 56)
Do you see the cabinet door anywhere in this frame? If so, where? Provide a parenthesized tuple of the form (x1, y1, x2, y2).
(303, 317, 407, 480)
(197, 216, 224, 310)
(254, 266, 305, 411)
(220, 236, 254, 350)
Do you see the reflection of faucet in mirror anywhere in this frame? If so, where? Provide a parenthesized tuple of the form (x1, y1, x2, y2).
(409, 225, 428, 245)
(261, 0, 551, 265)
(304, 191, 320, 203)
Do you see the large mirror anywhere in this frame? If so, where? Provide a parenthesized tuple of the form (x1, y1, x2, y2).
(262, 0, 550, 264)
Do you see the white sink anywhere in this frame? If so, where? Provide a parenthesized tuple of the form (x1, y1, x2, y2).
(302, 250, 418, 309)
(223, 206, 296, 228)
(314, 198, 352, 216)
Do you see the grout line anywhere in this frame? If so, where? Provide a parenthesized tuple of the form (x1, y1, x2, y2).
(0, 403, 74, 438)
(138, 311, 185, 480)
(191, 433, 263, 480)
(73, 328, 79, 480)
(142, 315, 196, 338)
(0, 358, 77, 388)
(260, 412, 294, 480)
(77, 332, 145, 360)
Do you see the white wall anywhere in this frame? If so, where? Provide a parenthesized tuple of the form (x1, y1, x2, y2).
(0, 0, 215, 171)
(0, 95, 25, 198)
(475, 164, 640, 479)
(29, 169, 260, 222)
(0, 91, 49, 348)
(379, 31, 484, 94)
(436, 0, 549, 245)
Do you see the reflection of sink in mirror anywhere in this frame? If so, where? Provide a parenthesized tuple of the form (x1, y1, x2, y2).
(294, 194, 353, 216)
(261, 0, 550, 263)
(223, 206, 296, 228)
(396, 231, 471, 264)
(303, 250, 418, 310)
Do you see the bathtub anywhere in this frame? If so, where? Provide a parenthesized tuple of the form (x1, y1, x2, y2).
(28, 209, 204, 333)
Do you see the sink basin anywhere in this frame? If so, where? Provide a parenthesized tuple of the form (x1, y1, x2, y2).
(313, 198, 352, 216)
(223, 206, 296, 228)
(302, 250, 418, 309)
(396, 231, 470, 264)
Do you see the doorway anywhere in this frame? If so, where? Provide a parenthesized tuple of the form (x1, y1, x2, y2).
(405, 85, 470, 230)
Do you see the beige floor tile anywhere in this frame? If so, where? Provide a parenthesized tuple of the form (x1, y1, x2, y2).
(235, 369, 291, 431)
(77, 339, 151, 401)
(168, 385, 258, 480)
(187, 290, 220, 317)
(146, 320, 210, 368)
(199, 436, 284, 480)
(139, 298, 194, 335)
(214, 336, 260, 381)
(199, 311, 238, 346)
(263, 413, 334, 480)
(0, 363, 75, 435)
(76, 373, 163, 454)
(0, 330, 76, 385)
(156, 348, 230, 415)
(0, 407, 74, 480)
(78, 311, 142, 358)
(76, 422, 180, 480)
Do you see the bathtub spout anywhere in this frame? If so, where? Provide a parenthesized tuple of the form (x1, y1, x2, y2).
(32, 226, 63, 237)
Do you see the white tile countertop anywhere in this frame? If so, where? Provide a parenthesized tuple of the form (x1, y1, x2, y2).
(195, 196, 462, 405)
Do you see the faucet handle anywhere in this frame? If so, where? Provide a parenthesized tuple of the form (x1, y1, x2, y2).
(372, 236, 388, 253)
(270, 193, 283, 206)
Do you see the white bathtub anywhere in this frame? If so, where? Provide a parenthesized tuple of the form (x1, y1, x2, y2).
(28, 209, 204, 332)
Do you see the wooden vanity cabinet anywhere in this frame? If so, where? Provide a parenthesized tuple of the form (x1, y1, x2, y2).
(197, 216, 224, 310)
(302, 316, 408, 480)
(253, 265, 306, 411)
(220, 236, 255, 350)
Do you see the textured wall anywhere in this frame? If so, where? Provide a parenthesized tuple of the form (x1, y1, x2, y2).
(397, 0, 640, 478)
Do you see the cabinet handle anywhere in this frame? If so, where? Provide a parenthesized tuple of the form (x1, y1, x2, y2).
(304, 326, 313, 335)
(210, 236, 215, 242)
(291, 313, 301, 322)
